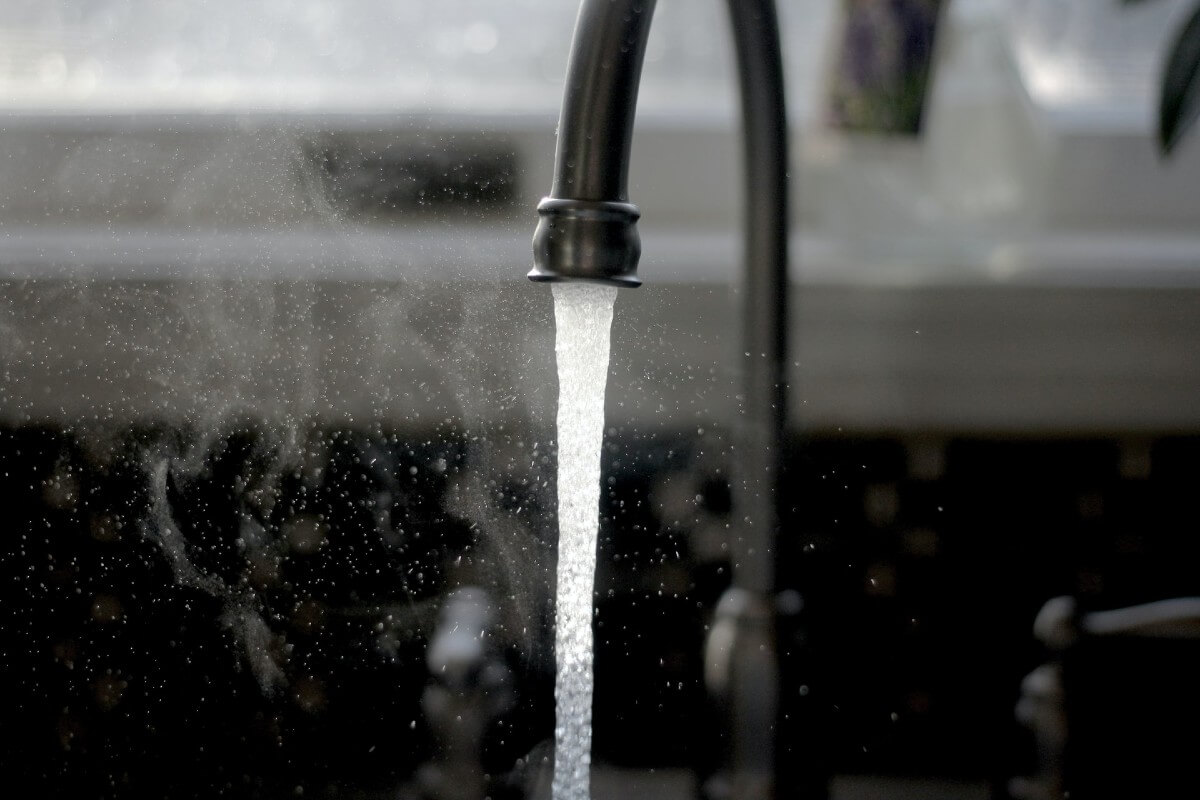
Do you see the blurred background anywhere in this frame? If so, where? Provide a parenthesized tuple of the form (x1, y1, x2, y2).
(3, 0, 1200, 798)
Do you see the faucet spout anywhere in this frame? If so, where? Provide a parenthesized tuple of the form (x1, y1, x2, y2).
(531, 0, 791, 796)
(529, 0, 655, 287)
(531, 0, 790, 584)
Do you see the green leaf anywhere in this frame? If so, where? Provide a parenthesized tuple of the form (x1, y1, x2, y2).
(1160, 4, 1200, 155)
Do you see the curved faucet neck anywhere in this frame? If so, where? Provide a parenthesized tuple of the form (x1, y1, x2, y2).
(550, 0, 656, 202)
(531, 3, 792, 794)
(533, 0, 790, 591)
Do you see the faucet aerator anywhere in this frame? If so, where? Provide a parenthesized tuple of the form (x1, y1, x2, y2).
(529, 197, 642, 288)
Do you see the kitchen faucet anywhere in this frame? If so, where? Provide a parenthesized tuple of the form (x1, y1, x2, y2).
(530, 1, 790, 797)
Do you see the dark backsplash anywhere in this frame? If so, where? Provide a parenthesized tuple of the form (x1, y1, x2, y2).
(3, 423, 1198, 798)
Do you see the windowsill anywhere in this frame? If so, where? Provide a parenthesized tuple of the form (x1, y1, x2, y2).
(4, 222, 1200, 290)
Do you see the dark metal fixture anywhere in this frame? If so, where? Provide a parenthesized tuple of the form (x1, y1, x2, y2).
(529, 1, 790, 796)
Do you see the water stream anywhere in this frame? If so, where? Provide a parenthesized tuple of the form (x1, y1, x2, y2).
(550, 283, 619, 800)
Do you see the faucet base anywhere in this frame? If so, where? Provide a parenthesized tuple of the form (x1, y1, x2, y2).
(530, 198, 642, 288)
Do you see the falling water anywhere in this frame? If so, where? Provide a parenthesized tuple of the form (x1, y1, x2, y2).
(550, 282, 618, 800)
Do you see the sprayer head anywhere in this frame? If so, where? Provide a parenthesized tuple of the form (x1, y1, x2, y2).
(529, 197, 642, 288)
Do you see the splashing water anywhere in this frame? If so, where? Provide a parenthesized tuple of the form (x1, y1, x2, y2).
(551, 283, 618, 800)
